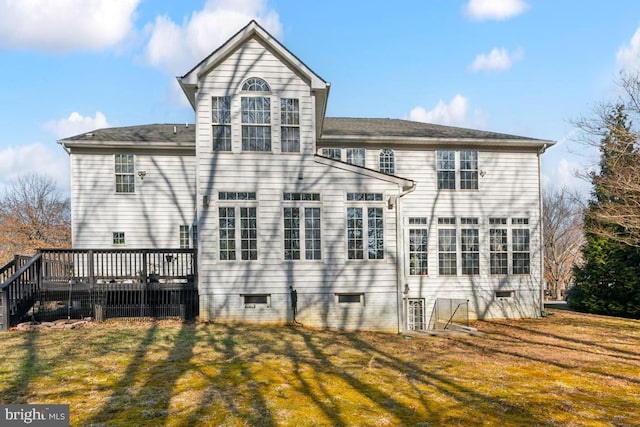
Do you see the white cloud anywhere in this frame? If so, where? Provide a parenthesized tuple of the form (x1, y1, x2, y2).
(144, 0, 282, 75)
(617, 27, 640, 72)
(470, 47, 523, 73)
(465, 0, 529, 21)
(44, 112, 109, 139)
(0, 143, 70, 195)
(0, 0, 139, 52)
(409, 95, 471, 127)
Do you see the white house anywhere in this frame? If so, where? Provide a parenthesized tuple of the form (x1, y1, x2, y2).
(60, 21, 553, 332)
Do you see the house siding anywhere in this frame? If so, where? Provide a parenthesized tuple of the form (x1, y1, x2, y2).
(70, 149, 196, 248)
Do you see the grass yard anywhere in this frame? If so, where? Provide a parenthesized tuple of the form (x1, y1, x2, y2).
(1, 309, 639, 426)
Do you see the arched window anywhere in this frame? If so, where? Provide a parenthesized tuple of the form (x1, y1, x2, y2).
(242, 77, 270, 92)
(379, 149, 395, 175)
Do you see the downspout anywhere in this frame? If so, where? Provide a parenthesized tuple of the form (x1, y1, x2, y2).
(537, 143, 548, 316)
(396, 182, 417, 334)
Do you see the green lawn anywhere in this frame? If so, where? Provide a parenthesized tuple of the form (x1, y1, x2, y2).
(1, 309, 639, 426)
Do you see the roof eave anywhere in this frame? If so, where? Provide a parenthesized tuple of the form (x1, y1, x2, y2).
(60, 139, 196, 151)
(320, 134, 555, 149)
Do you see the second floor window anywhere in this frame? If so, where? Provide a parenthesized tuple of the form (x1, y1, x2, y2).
(212, 96, 231, 151)
(379, 149, 395, 175)
(281, 98, 300, 152)
(115, 153, 135, 193)
(437, 150, 479, 190)
(322, 148, 341, 160)
(241, 97, 271, 151)
(346, 148, 365, 167)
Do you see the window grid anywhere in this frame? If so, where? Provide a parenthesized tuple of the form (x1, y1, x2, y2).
(461, 228, 479, 275)
(346, 148, 365, 167)
(460, 150, 479, 190)
(240, 207, 258, 260)
(241, 97, 271, 151)
(490, 228, 508, 275)
(438, 228, 457, 275)
(409, 228, 428, 275)
(112, 232, 125, 245)
(192, 225, 198, 247)
(407, 299, 426, 330)
(283, 207, 300, 260)
(283, 192, 320, 201)
(379, 148, 395, 175)
(367, 207, 384, 260)
(305, 207, 321, 260)
(437, 150, 456, 190)
(347, 193, 383, 201)
(281, 98, 300, 152)
(219, 207, 236, 261)
(242, 78, 270, 92)
(212, 96, 232, 151)
(115, 154, 135, 193)
(512, 228, 530, 274)
(219, 192, 256, 200)
(179, 225, 190, 249)
(347, 207, 364, 260)
(322, 148, 341, 160)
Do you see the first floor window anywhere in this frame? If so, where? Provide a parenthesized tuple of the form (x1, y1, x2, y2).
(512, 228, 530, 274)
(347, 206, 384, 260)
(112, 232, 125, 245)
(409, 228, 428, 275)
(438, 226, 456, 275)
(219, 206, 258, 261)
(489, 228, 508, 274)
(284, 206, 321, 260)
(115, 153, 135, 193)
(461, 228, 479, 275)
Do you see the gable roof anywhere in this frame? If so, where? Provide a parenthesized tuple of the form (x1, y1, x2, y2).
(322, 117, 554, 148)
(177, 20, 330, 137)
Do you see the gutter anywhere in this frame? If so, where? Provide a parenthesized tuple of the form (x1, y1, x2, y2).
(395, 182, 417, 334)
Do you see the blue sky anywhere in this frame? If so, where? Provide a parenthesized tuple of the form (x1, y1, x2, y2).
(1, 0, 639, 196)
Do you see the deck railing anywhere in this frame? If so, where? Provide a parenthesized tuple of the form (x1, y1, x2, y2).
(1, 249, 198, 331)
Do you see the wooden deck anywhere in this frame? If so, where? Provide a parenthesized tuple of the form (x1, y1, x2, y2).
(1, 249, 198, 331)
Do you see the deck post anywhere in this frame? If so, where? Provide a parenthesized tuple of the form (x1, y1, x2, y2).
(0, 288, 8, 331)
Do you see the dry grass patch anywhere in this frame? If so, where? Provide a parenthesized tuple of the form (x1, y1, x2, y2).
(0, 310, 639, 426)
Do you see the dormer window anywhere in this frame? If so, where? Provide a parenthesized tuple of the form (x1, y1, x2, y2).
(242, 77, 270, 92)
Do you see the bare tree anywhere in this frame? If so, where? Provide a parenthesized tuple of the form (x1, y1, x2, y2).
(572, 72, 640, 247)
(543, 187, 584, 300)
(0, 173, 71, 264)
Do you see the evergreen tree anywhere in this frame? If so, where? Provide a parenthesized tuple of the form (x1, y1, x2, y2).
(570, 104, 640, 318)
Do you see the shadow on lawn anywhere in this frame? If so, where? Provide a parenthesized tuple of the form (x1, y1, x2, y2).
(1, 331, 38, 403)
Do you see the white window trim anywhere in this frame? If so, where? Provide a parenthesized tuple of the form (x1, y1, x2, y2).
(346, 194, 386, 262)
(217, 197, 259, 263)
(282, 193, 323, 262)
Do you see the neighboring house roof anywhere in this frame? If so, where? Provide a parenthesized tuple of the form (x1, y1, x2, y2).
(322, 117, 554, 149)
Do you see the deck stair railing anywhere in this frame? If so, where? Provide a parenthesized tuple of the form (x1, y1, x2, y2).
(1, 248, 198, 331)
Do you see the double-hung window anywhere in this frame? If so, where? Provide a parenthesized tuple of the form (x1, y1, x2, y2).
(115, 154, 135, 193)
(460, 217, 479, 275)
(408, 217, 428, 275)
(436, 150, 479, 190)
(280, 98, 300, 153)
(322, 148, 341, 160)
(346, 193, 384, 260)
(179, 225, 190, 249)
(438, 217, 457, 275)
(218, 192, 258, 261)
(346, 148, 365, 167)
(212, 96, 231, 151)
(512, 218, 530, 274)
(283, 193, 321, 260)
(241, 78, 271, 152)
(489, 218, 508, 274)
